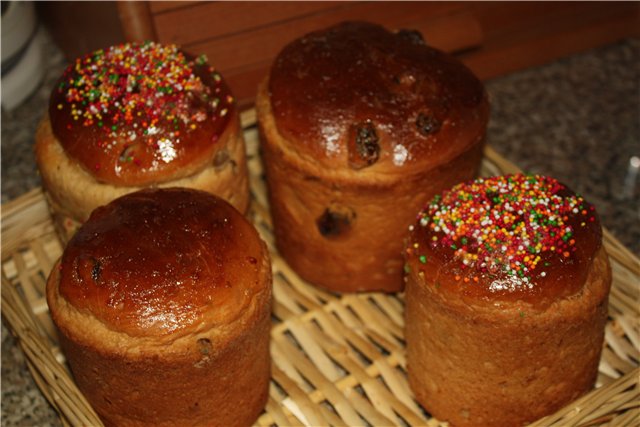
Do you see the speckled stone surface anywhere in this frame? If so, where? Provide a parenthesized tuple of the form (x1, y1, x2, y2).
(1, 29, 66, 207)
(1, 30, 638, 426)
(485, 39, 640, 255)
(2, 29, 67, 427)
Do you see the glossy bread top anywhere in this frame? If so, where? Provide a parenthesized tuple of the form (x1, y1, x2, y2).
(406, 174, 603, 308)
(49, 42, 235, 186)
(58, 188, 264, 337)
(268, 21, 489, 171)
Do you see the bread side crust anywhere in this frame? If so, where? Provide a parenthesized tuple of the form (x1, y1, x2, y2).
(36, 113, 249, 241)
(47, 245, 272, 427)
(405, 246, 611, 427)
(257, 79, 484, 292)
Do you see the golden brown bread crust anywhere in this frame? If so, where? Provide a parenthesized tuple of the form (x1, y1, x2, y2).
(36, 112, 248, 242)
(405, 247, 610, 427)
(404, 174, 612, 426)
(46, 189, 271, 426)
(268, 21, 489, 175)
(405, 174, 603, 305)
(257, 78, 485, 293)
(258, 21, 488, 292)
(49, 43, 235, 186)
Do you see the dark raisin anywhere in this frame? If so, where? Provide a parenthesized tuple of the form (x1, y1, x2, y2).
(91, 258, 102, 282)
(348, 122, 379, 169)
(396, 29, 425, 46)
(316, 205, 356, 238)
(197, 338, 212, 355)
(416, 113, 441, 136)
(213, 149, 229, 169)
(395, 71, 416, 87)
(77, 255, 104, 285)
(229, 159, 238, 175)
(118, 144, 136, 162)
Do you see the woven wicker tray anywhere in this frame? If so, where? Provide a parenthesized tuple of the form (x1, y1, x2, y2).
(2, 110, 639, 427)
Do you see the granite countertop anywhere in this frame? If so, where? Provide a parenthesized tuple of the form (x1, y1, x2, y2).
(1, 31, 639, 426)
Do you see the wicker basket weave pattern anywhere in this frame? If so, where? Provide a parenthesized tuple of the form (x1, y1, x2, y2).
(2, 112, 639, 426)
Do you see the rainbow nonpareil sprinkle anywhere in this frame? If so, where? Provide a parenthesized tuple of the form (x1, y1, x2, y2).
(415, 174, 595, 288)
(56, 41, 229, 136)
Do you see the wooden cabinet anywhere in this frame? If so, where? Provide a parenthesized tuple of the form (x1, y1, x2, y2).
(41, 1, 639, 110)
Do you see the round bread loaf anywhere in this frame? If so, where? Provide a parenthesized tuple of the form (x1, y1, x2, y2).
(404, 174, 611, 427)
(36, 42, 248, 242)
(46, 188, 271, 427)
(256, 21, 489, 293)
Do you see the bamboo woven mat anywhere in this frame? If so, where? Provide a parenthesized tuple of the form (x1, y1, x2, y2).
(2, 110, 639, 427)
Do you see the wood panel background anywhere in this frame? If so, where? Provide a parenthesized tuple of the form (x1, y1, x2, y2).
(40, 1, 640, 110)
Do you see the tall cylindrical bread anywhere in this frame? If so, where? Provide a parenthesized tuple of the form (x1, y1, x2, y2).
(36, 42, 248, 242)
(257, 21, 489, 293)
(46, 188, 271, 427)
(404, 174, 611, 427)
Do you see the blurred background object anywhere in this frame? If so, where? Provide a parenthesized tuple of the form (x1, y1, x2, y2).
(1, 1, 44, 111)
(36, 1, 640, 110)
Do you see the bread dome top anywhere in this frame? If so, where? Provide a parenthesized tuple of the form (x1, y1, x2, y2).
(49, 42, 235, 186)
(58, 188, 266, 337)
(407, 174, 602, 306)
(268, 21, 489, 173)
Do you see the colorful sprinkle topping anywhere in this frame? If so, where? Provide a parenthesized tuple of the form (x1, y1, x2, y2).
(59, 42, 226, 130)
(413, 174, 595, 292)
(51, 42, 233, 181)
